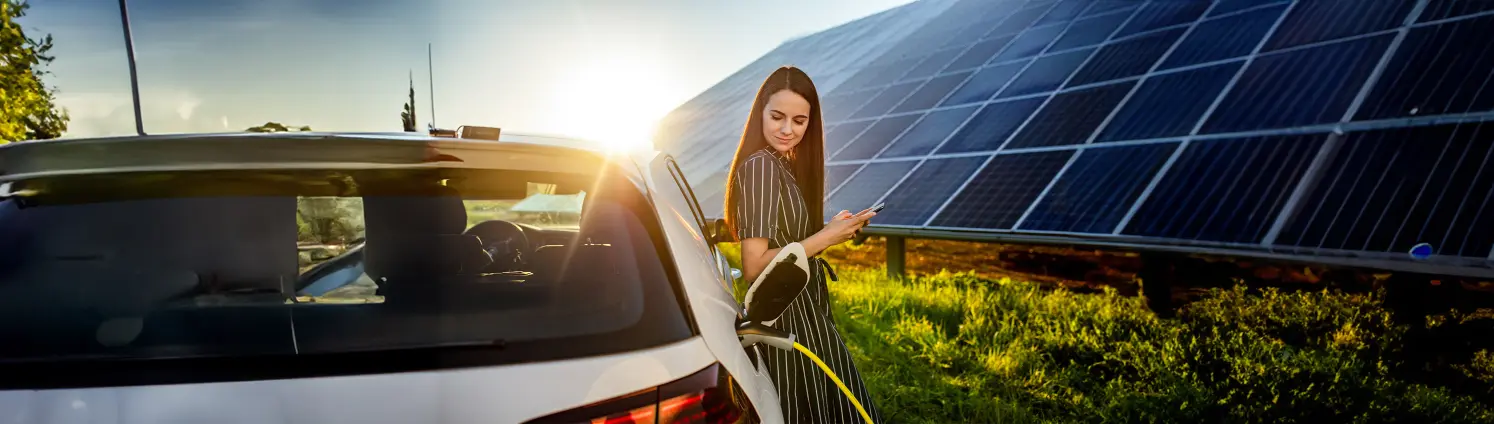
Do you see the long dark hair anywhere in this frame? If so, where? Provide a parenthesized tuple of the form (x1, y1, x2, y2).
(723, 66, 825, 241)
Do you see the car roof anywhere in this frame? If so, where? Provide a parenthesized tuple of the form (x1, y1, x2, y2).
(0, 131, 645, 183)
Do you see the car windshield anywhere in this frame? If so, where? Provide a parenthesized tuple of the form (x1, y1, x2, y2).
(0, 164, 693, 372)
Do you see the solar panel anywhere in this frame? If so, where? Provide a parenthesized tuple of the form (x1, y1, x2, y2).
(1021, 143, 1178, 233)
(992, 22, 1067, 63)
(1263, 0, 1413, 51)
(879, 106, 980, 158)
(1069, 27, 1186, 87)
(900, 48, 966, 82)
(936, 97, 1046, 153)
(1277, 122, 1494, 258)
(930, 150, 1074, 229)
(1005, 81, 1134, 149)
(1049, 7, 1134, 51)
(824, 89, 881, 123)
(1354, 14, 1494, 121)
(1210, 0, 1287, 17)
(849, 81, 922, 120)
(942, 20, 1003, 51)
(832, 114, 923, 161)
(1079, 0, 1132, 18)
(942, 61, 1027, 106)
(875, 157, 987, 226)
(1037, 0, 1088, 25)
(825, 160, 920, 221)
(1161, 5, 1286, 70)
(944, 36, 1013, 73)
(826, 164, 863, 195)
(1418, 0, 1494, 22)
(825, 120, 874, 155)
(1115, 1, 1210, 38)
(998, 48, 1093, 97)
(986, 3, 1055, 39)
(1202, 34, 1393, 133)
(1122, 134, 1325, 243)
(1097, 62, 1242, 142)
(892, 71, 973, 113)
(655, 0, 1494, 274)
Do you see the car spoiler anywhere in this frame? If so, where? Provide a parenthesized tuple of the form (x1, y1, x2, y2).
(0, 132, 611, 182)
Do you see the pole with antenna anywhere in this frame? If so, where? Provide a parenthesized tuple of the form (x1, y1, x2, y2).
(428, 43, 437, 129)
(117, 0, 145, 136)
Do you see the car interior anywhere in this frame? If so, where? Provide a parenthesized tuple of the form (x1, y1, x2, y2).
(0, 168, 658, 361)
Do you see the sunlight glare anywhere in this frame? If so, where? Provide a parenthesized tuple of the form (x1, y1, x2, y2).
(548, 53, 685, 153)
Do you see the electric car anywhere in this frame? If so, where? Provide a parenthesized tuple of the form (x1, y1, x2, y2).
(0, 131, 788, 423)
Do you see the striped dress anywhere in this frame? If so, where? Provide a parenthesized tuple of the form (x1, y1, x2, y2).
(733, 147, 883, 424)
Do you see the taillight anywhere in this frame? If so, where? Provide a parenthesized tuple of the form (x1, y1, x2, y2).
(524, 363, 758, 424)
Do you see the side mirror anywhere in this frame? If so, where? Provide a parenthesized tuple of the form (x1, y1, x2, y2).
(706, 218, 735, 245)
(741, 243, 810, 325)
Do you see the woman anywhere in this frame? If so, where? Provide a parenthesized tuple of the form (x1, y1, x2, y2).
(724, 66, 882, 424)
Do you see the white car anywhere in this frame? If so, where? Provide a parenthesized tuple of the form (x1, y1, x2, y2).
(0, 131, 793, 423)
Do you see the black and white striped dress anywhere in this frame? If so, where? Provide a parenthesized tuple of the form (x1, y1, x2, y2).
(733, 147, 882, 424)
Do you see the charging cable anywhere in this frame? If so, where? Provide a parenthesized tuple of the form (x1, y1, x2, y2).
(738, 322, 873, 423)
(793, 341, 873, 423)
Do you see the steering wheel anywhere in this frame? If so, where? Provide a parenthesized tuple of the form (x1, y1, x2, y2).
(463, 220, 530, 272)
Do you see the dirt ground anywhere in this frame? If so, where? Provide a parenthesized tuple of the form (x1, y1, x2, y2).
(819, 236, 1494, 307)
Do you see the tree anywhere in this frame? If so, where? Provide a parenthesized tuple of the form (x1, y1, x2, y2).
(400, 71, 417, 132)
(1, 0, 69, 142)
(245, 122, 311, 132)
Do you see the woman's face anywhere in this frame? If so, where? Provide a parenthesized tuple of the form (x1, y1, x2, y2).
(761, 89, 811, 155)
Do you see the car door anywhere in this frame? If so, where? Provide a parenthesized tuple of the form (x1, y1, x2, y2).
(644, 152, 783, 422)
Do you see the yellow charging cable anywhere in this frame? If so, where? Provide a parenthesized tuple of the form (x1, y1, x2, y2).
(793, 342, 873, 423)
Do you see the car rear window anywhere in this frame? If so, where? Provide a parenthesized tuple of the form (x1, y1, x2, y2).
(0, 166, 693, 380)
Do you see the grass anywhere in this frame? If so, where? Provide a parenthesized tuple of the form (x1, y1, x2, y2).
(718, 243, 1494, 423)
(830, 269, 1494, 423)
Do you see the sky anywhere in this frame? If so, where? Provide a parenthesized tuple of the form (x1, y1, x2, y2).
(20, 0, 916, 147)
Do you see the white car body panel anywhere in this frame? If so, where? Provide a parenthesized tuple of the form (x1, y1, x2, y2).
(0, 337, 716, 424)
(637, 152, 785, 424)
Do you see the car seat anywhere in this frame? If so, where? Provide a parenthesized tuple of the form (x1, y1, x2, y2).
(361, 185, 493, 305)
(0, 196, 300, 359)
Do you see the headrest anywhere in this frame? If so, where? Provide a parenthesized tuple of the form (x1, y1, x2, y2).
(362, 186, 468, 236)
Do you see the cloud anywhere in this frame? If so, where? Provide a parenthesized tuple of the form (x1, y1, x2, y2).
(53, 88, 223, 137)
(177, 99, 201, 120)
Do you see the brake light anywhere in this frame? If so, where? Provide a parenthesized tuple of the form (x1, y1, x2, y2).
(524, 363, 757, 424)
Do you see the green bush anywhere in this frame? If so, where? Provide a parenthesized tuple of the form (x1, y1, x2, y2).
(822, 270, 1494, 424)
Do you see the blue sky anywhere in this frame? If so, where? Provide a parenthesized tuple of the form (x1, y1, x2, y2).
(21, 0, 915, 145)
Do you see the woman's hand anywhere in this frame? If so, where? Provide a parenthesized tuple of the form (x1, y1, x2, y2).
(805, 207, 875, 254)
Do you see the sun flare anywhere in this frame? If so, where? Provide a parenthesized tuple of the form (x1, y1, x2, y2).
(548, 53, 685, 152)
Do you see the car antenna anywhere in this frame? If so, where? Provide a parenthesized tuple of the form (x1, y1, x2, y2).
(117, 0, 146, 136)
(428, 43, 437, 129)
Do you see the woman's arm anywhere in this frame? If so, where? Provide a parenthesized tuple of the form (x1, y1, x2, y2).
(739, 209, 873, 284)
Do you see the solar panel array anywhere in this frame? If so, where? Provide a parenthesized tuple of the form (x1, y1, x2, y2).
(657, 0, 1494, 266)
